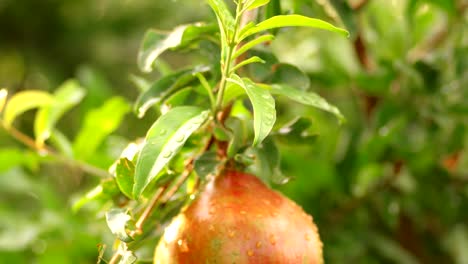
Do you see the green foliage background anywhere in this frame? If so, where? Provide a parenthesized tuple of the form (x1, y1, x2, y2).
(0, 0, 467, 263)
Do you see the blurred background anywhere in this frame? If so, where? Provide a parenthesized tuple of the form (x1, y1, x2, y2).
(0, 0, 467, 263)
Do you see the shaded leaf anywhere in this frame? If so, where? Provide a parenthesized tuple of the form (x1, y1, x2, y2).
(105, 209, 134, 243)
(134, 66, 210, 118)
(2, 90, 54, 129)
(73, 97, 130, 160)
(228, 75, 276, 146)
(275, 117, 318, 145)
(270, 84, 345, 123)
(133, 106, 210, 197)
(193, 151, 219, 179)
(34, 80, 86, 147)
(239, 14, 349, 40)
(138, 23, 217, 72)
(115, 158, 135, 199)
(267, 63, 310, 90)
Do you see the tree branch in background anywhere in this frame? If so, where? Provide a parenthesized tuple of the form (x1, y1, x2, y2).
(1, 122, 112, 178)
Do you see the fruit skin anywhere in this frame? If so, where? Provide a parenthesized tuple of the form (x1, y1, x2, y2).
(154, 170, 323, 264)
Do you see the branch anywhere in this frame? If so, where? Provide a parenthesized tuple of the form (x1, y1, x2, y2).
(1, 122, 112, 178)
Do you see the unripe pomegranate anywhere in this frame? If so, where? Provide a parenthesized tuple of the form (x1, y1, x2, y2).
(154, 170, 323, 264)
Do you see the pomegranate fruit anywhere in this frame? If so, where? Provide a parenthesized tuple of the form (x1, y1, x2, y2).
(154, 170, 323, 264)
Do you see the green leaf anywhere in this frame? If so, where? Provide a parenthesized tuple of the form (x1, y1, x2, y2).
(134, 66, 210, 118)
(72, 179, 120, 212)
(138, 23, 217, 72)
(115, 158, 135, 199)
(232, 34, 275, 59)
(206, 0, 235, 33)
(230, 56, 265, 73)
(227, 75, 276, 146)
(244, 0, 271, 11)
(275, 117, 318, 145)
(34, 80, 86, 147)
(238, 15, 349, 41)
(226, 117, 248, 157)
(133, 106, 210, 197)
(270, 84, 345, 123)
(73, 97, 130, 160)
(267, 63, 310, 90)
(245, 137, 288, 185)
(2, 90, 54, 129)
(105, 209, 134, 243)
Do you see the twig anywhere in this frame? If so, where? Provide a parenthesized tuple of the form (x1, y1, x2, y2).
(134, 187, 166, 232)
(108, 251, 121, 264)
(350, 0, 370, 11)
(1, 122, 112, 178)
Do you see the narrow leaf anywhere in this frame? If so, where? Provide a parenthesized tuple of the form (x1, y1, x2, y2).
(133, 106, 210, 197)
(138, 23, 217, 72)
(231, 56, 265, 73)
(239, 15, 349, 40)
(228, 75, 276, 146)
(206, 0, 235, 33)
(232, 34, 275, 59)
(134, 66, 210, 118)
(73, 97, 130, 160)
(2, 90, 54, 128)
(244, 0, 271, 11)
(105, 209, 134, 243)
(115, 158, 135, 199)
(270, 84, 345, 123)
(34, 80, 86, 147)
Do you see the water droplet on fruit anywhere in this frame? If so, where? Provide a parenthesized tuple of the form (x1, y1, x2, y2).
(177, 239, 189, 252)
(209, 225, 215, 231)
(269, 235, 277, 245)
(247, 250, 254, 257)
(305, 233, 311, 241)
(162, 151, 172, 158)
(256, 241, 262, 248)
(159, 129, 167, 136)
(262, 94, 270, 99)
(228, 230, 235, 238)
(240, 210, 247, 215)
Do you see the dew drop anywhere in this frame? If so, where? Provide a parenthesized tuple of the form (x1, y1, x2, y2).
(162, 151, 173, 158)
(269, 235, 276, 245)
(305, 234, 311, 241)
(256, 241, 262, 248)
(262, 94, 270, 99)
(177, 239, 189, 252)
(159, 129, 167, 136)
(228, 230, 235, 238)
(247, 250, 254, 257)
(209, 207, 216, 215)
(175, 134, 185, 142)
(240, 210, 247, 215)
(209, 225, 215, 231)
